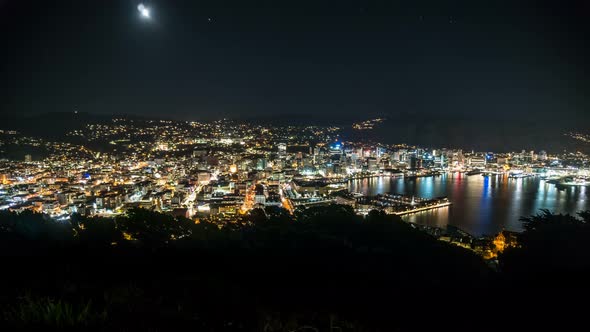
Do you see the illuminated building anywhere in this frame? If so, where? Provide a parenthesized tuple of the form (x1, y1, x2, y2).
(329, 142, 343, 157)
(265, 189, 282, 207)
(198, 172, 211, 184)
(278, 143, 287, 155)
(538, 150, 548, 161)
(493, 230, 519, 254)
(256, 158, 267, 170)
(254, 184, 266, 205)
(367, 158, 378, 172)
(469, 155, 486, 168)
(409, 155, 422, 170)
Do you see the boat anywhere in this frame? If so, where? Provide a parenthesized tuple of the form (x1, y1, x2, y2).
(466, 169, 482, 176)
(508, 172, 535, 179)
(557, 177, 590, 187)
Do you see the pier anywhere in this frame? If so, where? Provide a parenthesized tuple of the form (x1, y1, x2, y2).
(353, 193, 451, 215)
(392, 201, 452, 215)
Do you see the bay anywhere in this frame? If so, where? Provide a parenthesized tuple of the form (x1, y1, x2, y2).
(347, 173, 590, 236)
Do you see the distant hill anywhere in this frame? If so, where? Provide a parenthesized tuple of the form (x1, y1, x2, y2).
(0, 112, 163, 139)
(1, 111, 586, 153)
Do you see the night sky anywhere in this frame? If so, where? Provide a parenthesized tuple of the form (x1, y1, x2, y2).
(1, 0, 588, 124)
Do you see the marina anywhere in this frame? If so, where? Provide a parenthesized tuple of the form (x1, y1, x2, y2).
(348, 172, 590, 236)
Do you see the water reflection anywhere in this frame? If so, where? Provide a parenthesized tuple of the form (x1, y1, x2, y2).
(347, 174, 590, 236)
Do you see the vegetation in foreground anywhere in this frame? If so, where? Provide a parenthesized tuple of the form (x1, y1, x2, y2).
(0, 206, 589, 331)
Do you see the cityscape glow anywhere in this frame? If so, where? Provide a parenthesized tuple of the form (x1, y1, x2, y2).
(0, 1, 588, 329)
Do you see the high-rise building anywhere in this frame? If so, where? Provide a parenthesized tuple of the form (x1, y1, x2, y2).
(24, 154, 32, 163)
(470, 155, 486, 168)
(398, 149, 408, 162)
(332, 162, 343, 175)
(437, 154, 446, 169)
(256, 158, 267, 170)
(329, 143, 343, 157)
(538, 150, 548, 161)
(451, 150, 464, 167)
(278, 143, 287, 155)
(367, 158, 378, 171)
(409, 155, 422, 169)
(254, 184, 266, 205)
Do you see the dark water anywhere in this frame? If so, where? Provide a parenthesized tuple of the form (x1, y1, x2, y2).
(347, 173, 590, 236)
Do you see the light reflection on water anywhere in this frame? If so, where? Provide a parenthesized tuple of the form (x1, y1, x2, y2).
(347, 173, 590, 236)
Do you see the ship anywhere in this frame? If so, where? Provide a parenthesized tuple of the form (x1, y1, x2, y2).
(556, 176, 590, 187)
(508, 172, 535, 179)
(481, 170, 504, 176)
(466, 169, 482, 176)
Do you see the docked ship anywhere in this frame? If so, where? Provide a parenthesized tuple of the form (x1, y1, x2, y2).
(481, 170, 504, 176)
(556, 177, 590, 187)
(508, 171, 535, 179)
(466, 169, 482, 176)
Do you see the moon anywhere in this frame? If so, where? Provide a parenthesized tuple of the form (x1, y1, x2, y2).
(137, 3, 150, 19)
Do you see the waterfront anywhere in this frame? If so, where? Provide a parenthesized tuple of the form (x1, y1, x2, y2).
(348, 173, 590, 236)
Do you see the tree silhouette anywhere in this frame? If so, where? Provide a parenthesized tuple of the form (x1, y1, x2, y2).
(0, 210, 72, 242)
(118, 208, 192, 246)
(500, 209, 590, 283)
(71, 213, 122, 247)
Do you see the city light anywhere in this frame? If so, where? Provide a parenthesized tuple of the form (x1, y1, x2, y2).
(0, 115, 587, 254)
(1, 2, 586, 327)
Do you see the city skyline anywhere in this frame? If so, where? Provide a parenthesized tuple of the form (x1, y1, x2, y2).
(1, 113, 588, 236)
